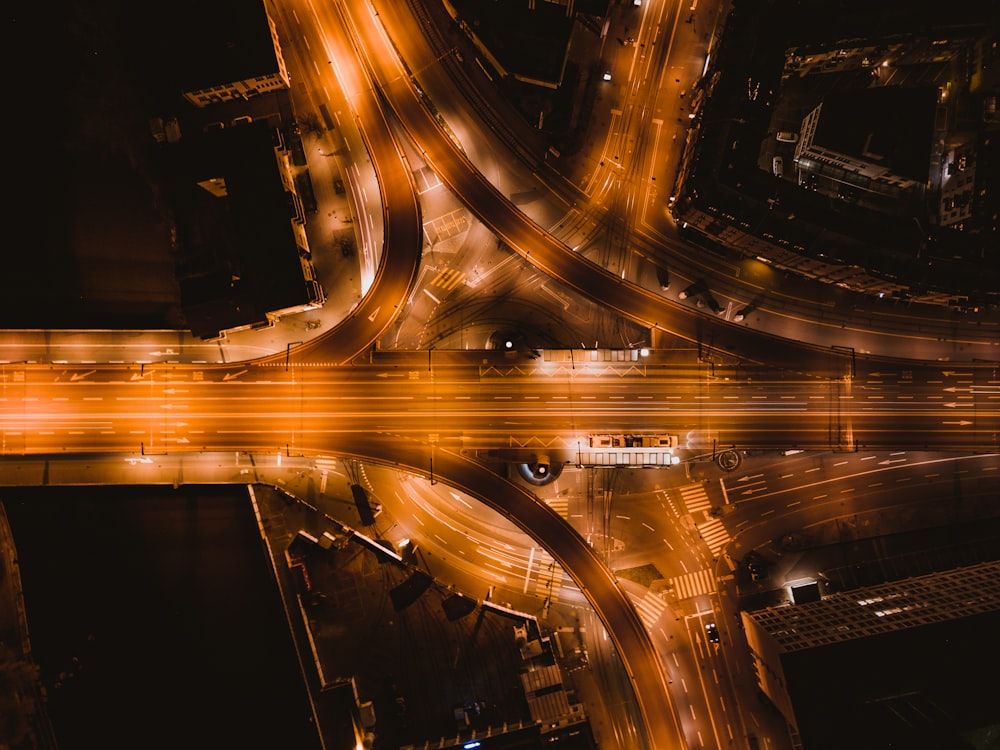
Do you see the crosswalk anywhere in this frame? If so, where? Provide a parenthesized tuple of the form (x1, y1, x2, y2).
(628, 590, 669, 630)
(431, 267, 466, 290)
(534, 549, 562, 601)
(677, 483, 712, 514)
(695, 517, 731, 557)
(544, 496, 568, 519)
(668, 568, 717, 601)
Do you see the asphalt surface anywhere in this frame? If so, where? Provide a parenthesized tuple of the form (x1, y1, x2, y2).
(0, 2, 996, 742)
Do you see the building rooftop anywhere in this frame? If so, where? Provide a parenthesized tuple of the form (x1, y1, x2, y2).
(448, 0, 583, 87)
(750, 559, 1000, 651)
(165, 0, 280, 94)
(747, 559, 1000, 750)
(814, 86, 937, 183)
(167, 122, 317, 338)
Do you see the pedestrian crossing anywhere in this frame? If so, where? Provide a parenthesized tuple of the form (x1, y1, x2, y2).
(628, 591, 669, 630)
(677, 482, 712, 514)
(695, 517, 731, 557)
(544, 496, 568, 519)
(534, 550, 562, 601)
(431, 267, 466, 290)
(668, 568, 717, 601)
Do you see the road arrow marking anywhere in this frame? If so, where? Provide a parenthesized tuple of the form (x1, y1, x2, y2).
(376, 372, 405, 378)
(71, 369, 97, 382)
(942, 420, 973, 426)
(223, 369, 248, 381)
(367, 306, 381, 322)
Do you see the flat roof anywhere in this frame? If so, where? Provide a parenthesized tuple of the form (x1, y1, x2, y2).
(449, 0, 576, 85)
(750, 559, 1000, 651)
(166, 0, 280, 93)
(814, 86, 938, 182)
(169, 123, 312, 338)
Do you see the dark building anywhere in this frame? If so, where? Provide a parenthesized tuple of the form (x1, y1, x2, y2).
(671, 0, 1000, 309)
(167, 121, 323, 339)
(742, 560, 1000, 749)
(167, 0, 292, 107)
(446, 0, 609, 89)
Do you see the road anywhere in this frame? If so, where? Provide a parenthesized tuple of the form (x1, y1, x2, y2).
(2, 0, 999, 748)
(2, 351, 996, 456)
(2, 349, 997, 748)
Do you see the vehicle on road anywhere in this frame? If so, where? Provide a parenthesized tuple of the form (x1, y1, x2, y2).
(589, 434, 678, 448)
(733, 305, 752, 322)
(706, 623, 720, 644)
(745, 550, 768, 581)
(678, 281, 704, 300)
(700, 292, 725, 315)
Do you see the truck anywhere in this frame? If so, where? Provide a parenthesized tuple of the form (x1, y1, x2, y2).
(588, 433, 678, 449)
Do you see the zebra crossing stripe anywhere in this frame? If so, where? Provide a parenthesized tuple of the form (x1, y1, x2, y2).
(695, 518, 731, 555)
(432, 268, 466, 290)
(545, 497, 568, 518)
(534, 551, 561, 601)
(669, 569, 717, 600)
(536, 574, 561, 601)
(628, 592, 668, 629)
(678, 483, 711, 514)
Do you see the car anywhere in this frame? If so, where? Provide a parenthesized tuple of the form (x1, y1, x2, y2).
(776, 130, 799, 143)
(772, 156, 783, 177)
(603, 70, 613, 81)
(706, 623, 720, 644)
(678, 281, 702, 300)
(655, 266, 670, 291)
(702, 293, 725, 315)
(230, 115, 253, 126)
(745, 551, 768, 581)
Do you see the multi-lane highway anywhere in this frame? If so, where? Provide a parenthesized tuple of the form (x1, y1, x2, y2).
(3, 353, 998, 457)
(1, 351, 997, 749)
(3, 0, 999, 748)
